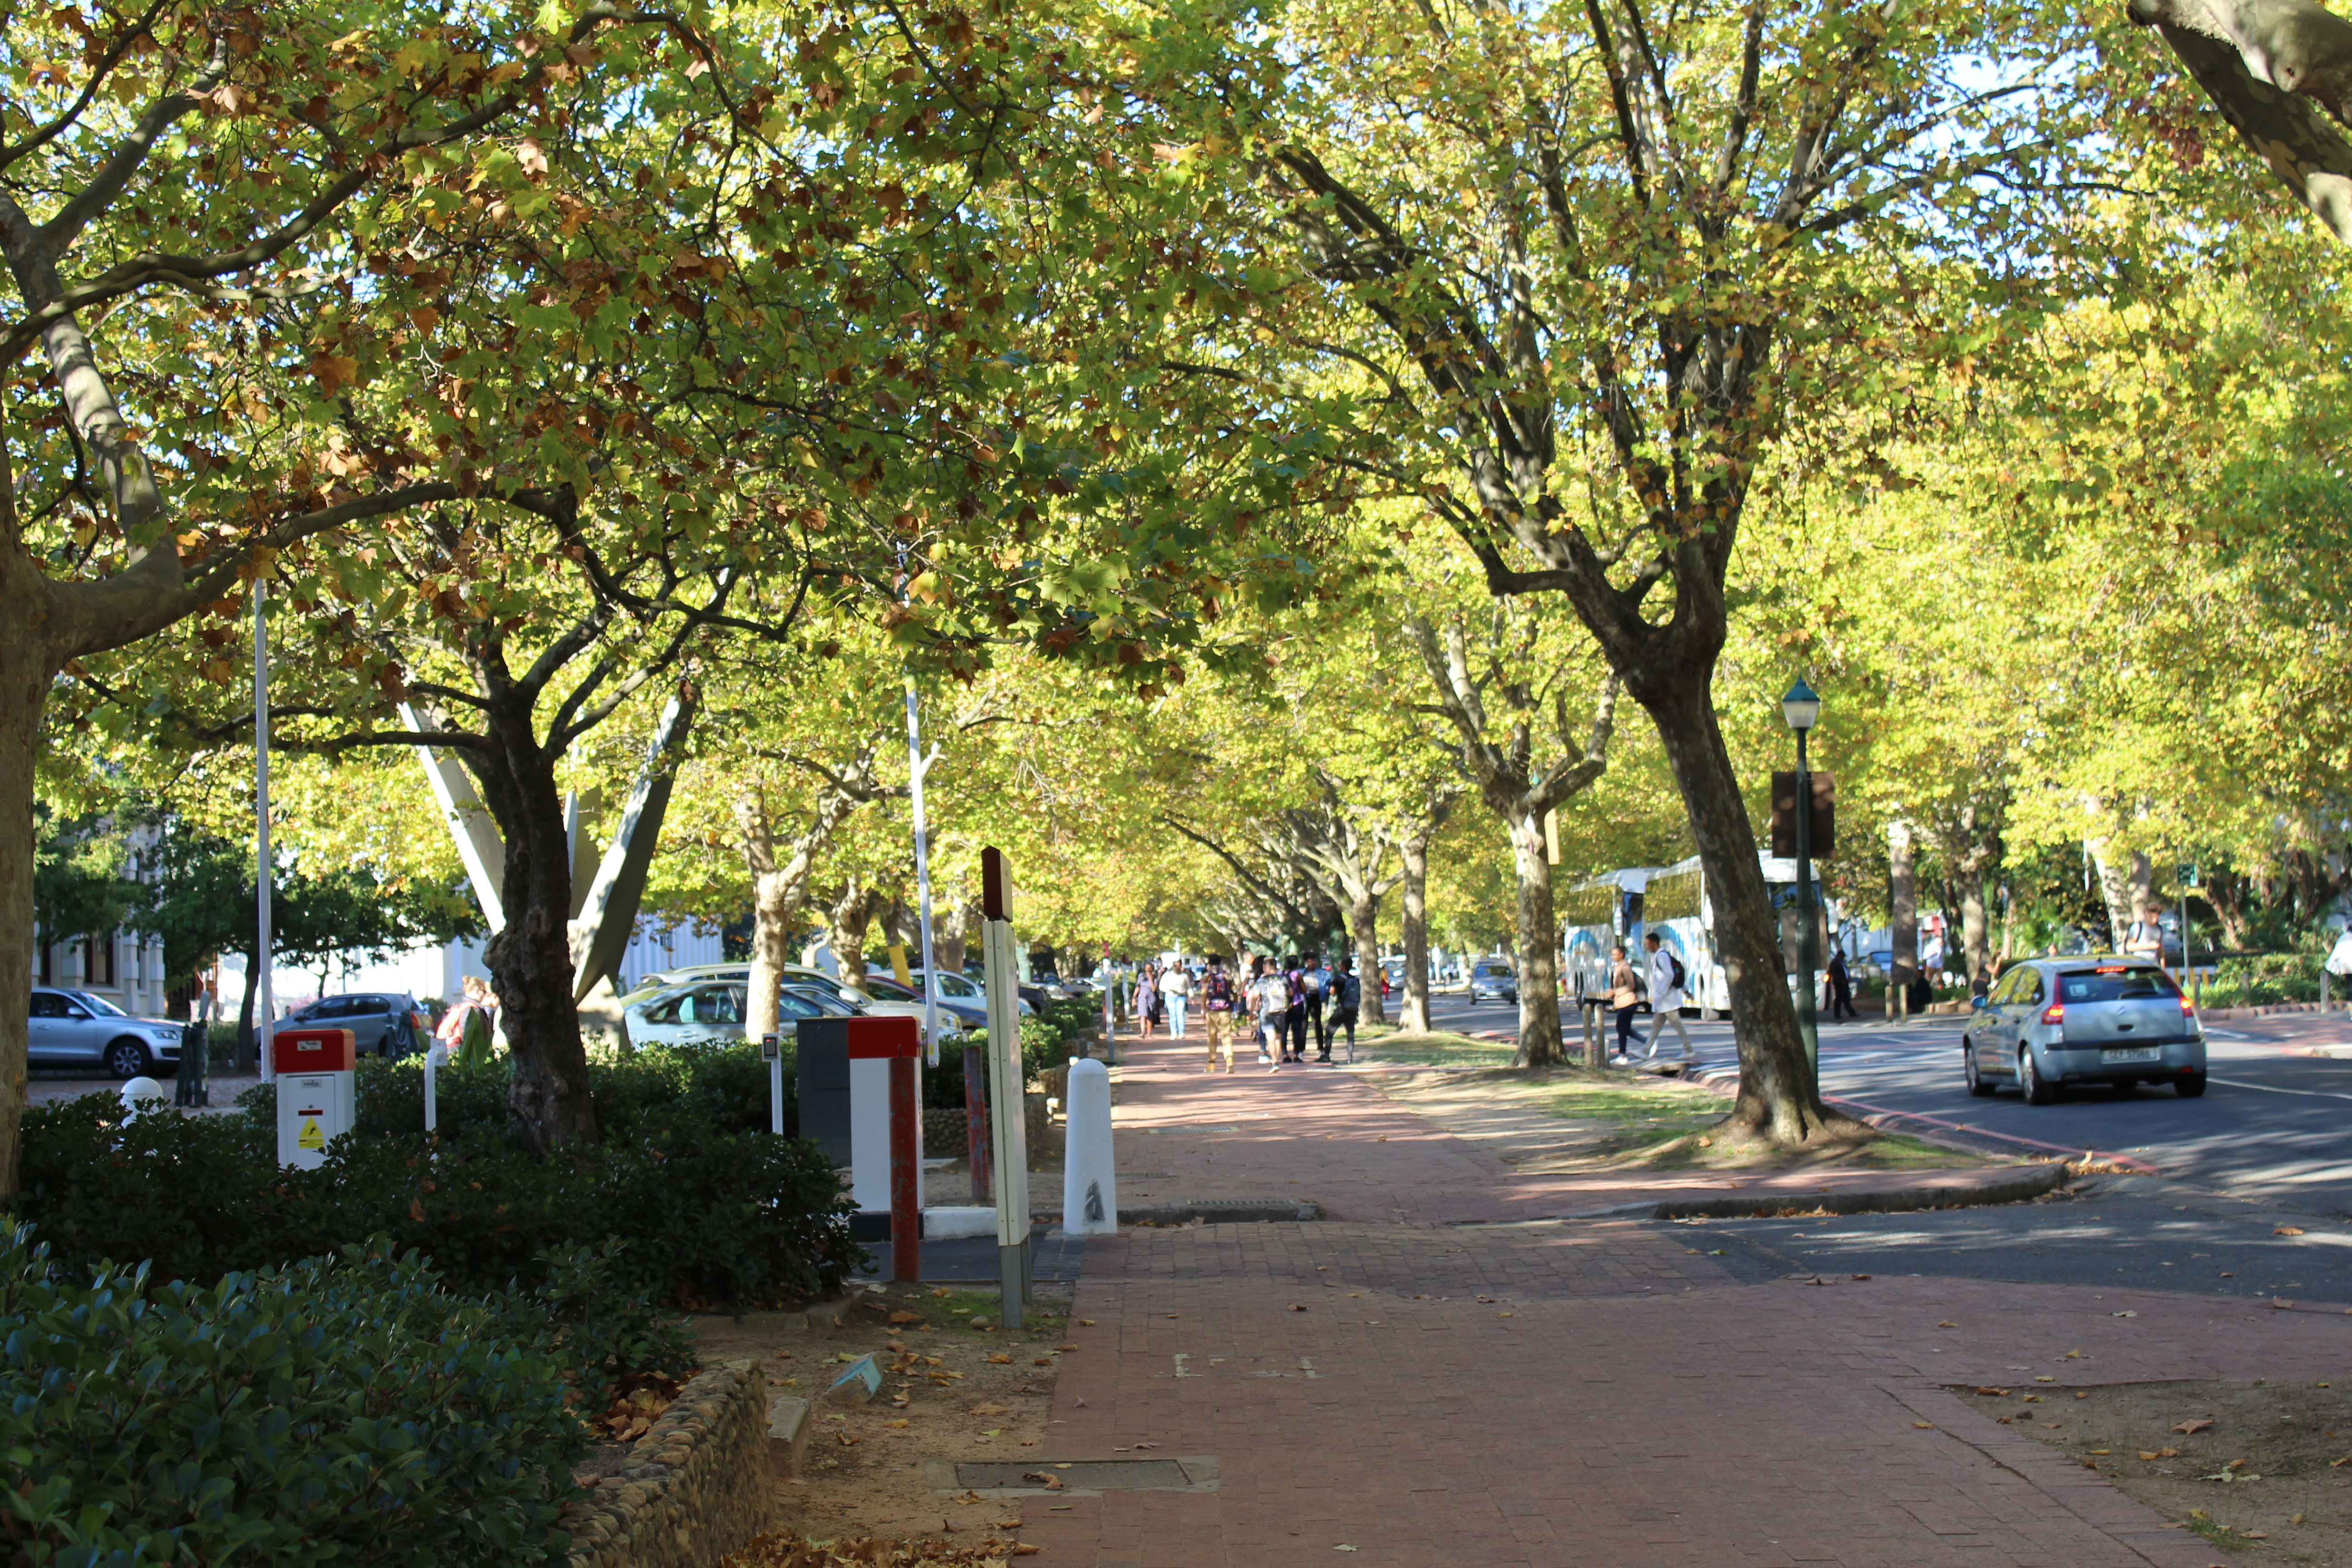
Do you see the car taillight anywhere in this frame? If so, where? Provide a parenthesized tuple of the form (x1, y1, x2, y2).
(2040, 1001, 2064, 1026)
(2179, 995, 2195, 1019)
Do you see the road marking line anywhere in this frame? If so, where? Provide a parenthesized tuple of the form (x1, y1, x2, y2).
(2207, 1078, 2352, 1102)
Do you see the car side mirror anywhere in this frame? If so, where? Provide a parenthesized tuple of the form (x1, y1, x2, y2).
(64, 1008, 88, 1019)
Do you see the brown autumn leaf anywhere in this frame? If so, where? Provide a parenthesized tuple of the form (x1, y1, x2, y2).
(1976, 1387, 2010, 1397)
(2275, 1226, 2306, 1235)
(1286, 1303, 1306, 1312)
(989, 1354, 1013, 1364)
(889, 1311, 925, 1325)
(836, 1431, 861, 1446)
(1912, 1422, 1936, 1430)
(1031, 1357, 1052, 1367)
(2172, 1418, 2215, 1436)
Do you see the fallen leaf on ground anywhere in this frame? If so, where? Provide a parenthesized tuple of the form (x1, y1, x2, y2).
(835, 1432, 860, 1446)
(1021, 1473, 1067, 1490)
(1937, 1320, 1958, 1328)
(885, 1419, 908, 1429)
(1287, 1304, 1307, 1312)
(1077, 1318, 1096, 1325)
(2173, 1419, 2215, 1436)
(1852, 1274, 1872, 1281)
(1975, 1387, 2010, 1397)
(1032, 1357, 1053, 1366)
(889, 1311, 924, 1324)
(1913, 1422, 1936, 1430)
(989, 1354, 1014, 1364)
(2276, 1226, 2306, 1236)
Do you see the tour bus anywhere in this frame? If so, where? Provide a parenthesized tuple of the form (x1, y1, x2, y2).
(1566, 853, 1832, 1016)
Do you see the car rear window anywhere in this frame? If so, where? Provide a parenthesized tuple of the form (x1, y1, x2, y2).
(2058, 966, 2181, 1003)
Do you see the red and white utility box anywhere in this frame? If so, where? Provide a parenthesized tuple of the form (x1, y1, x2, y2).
(274, 1028, 357, 1169)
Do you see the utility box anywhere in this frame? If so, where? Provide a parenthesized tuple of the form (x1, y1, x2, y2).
(273, 1028, 357, 1170)
(795, 1016, 922, 1212)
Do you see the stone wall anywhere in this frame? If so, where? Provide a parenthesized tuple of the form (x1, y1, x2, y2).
(563, 1359, 775, 1568)
(919, 1094, 1050, 1156)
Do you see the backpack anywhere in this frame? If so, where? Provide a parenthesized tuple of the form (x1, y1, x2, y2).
(1669, 953, 1687, 991)
(1204, 970, 1234, 1009)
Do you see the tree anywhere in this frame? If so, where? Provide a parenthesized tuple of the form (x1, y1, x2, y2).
(0, 0, 698, 1192)
(32, 810, 139, 961)
(1144, 0, 2107, 1139)
(1406, 604, 1618, 1066)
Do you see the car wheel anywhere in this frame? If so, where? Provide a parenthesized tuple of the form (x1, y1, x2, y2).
(2019, 1046, 2054, 1105)
(1964, 1042, 1994, 1098)
(2176, 1073, 2208, 1098)
(105, 1037, 152, 1080)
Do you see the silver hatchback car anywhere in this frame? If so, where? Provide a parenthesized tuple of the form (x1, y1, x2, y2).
(1963, 958, 2207, 1103)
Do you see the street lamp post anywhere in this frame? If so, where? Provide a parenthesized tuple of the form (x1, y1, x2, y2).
(1781, 679, 1822, 1080)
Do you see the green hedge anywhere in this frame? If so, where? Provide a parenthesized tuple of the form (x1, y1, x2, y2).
(20, 1048, 859, 1315)
(0, 1225, 615, 1567)
(2199, 950, 2324, 1008)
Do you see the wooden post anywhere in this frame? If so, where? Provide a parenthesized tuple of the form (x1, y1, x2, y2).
(889, 1052, 920, 1284)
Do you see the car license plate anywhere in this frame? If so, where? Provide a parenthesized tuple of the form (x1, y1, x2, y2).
(2101, 1047, 2160, 1063)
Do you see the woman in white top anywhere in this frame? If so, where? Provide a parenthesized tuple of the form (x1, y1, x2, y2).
(1161, 961, 1192, 1039)
(1641, 931, 1694, 1059)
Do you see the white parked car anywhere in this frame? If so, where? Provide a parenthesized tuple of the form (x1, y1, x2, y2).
(621, 970, 952, 1048)
(907, 966, 1033, 1023)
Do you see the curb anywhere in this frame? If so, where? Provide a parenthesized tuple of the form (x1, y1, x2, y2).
(2197, 1000, 2351, 1021)
(1497, 1161, 2068, 1224)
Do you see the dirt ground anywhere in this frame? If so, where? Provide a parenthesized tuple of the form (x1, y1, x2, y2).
(691, 1280, 1086, 1547)
(1365, 1064, 1993, 1173)
(1959, 1379, 2352, 1564)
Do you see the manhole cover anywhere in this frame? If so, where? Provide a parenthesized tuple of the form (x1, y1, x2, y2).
(959, 1460, 1186, 1490)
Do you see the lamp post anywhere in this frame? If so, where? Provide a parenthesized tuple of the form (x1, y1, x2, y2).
(1781, 678, 1822, 1079)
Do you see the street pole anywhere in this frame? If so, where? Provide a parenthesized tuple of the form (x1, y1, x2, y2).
(254, 578, 276, 1084)
(1794, 725, 1819, 1081)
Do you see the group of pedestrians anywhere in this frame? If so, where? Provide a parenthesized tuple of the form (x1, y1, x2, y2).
(1156, 951, 1362, 1073)
(1604, 931, 1695, 1065)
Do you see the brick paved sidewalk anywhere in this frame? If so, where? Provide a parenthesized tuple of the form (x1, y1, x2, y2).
(1102, 1039, 2049, 1223)
(1006, 1035, 2352, 1566)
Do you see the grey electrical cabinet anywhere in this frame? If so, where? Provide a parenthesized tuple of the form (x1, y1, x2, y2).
(795, 1018, 852, 1165)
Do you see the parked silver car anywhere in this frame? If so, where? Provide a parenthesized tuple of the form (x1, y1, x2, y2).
(1963, 958, 2207, 1102)
(287, 992, 423, 1057)
(29, 988, 187, 1079)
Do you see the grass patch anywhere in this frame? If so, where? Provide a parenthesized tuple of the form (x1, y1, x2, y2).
(1357, 1025, 1517, 1068)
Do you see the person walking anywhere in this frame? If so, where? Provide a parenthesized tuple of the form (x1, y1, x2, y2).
(1134, 963, 1160, 1040)
(1302, 952, 1331, 1059)
(1281, 956, 1310, 1063)
(1200, 956, 1237, 1073)
(1826, 948, 1857, 1020)
(1255, 958, 1289, 1070)
(1607, 945, 1641, 1064)
(1640, 931, 1695, 1059)
(1162, 959, 1191, 1039)
(1323, 958, 1360, 1063)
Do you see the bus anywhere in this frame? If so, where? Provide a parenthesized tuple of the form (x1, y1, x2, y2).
(1577, 853, 1831, 1018)
(1560, 867, 1662, 1004)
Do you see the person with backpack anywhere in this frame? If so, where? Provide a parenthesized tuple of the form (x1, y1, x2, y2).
(1301, 952, 1331, 1058)
(1323, 958, 1361, 1063)
(1640, 931, 1694, 1060)
(1200, 956, 1236, 1072)
(1254, 957, 1290, 1070)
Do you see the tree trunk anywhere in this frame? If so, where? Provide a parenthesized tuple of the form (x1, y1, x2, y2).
(738, 782, 867, 1043)
(470, 696, 597, 1152)
(829, 881, 881, 996)
(0, 602, 41, 1197)
(933, 900, 975, 981)
(1506, 812, 1564, 1068)
(2087, 838, 2138, 949)
(2205, 868, 2255, 949)
(1956, 869, 1990, 993)
(1888, 822, 1917, 990)
(1644, 683, 1847, 1144)
(235, 949, 260, 1064)
(1397, 828, 1431, 1031)
(1348, 888, 1384, 1029)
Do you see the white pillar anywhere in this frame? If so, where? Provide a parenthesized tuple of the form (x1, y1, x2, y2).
(1061, 1057, 1117, 1236)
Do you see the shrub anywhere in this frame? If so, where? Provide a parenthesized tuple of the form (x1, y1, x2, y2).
(924, 1019, 1070, 1109)
(2201, 950, 2323, 1007)
(19, 1088, 860, 1315)
(0, 1224, 587, 1567)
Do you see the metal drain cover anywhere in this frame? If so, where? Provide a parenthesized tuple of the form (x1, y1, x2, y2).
(929, 1456, 1218, 1494)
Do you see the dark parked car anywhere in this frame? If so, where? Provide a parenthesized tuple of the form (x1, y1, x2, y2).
(28, 988, 187, 1078)
(288, 993, 423, 1057)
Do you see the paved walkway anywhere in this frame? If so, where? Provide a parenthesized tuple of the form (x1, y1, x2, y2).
(1019, 1037, 2352, 1567)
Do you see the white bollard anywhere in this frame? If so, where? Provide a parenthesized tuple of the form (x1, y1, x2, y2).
(118, 1077, 168, 1124)
(424, 1041, 448, 1132)
(1061, 1057, 1117, 1236)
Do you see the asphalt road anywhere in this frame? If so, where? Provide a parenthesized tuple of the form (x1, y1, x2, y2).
(1412, 988, 2352, 1298)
